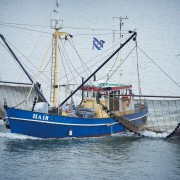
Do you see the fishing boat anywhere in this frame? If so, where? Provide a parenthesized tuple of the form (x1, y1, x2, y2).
(0, 3, 148, 138)
(2, 81, 148, 138)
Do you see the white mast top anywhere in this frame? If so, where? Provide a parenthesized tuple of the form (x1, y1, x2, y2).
(50, 1, 70, 107)
(50, 0, 63, 30)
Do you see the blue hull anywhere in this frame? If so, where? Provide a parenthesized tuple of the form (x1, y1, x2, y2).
(5, 107, 148, 138)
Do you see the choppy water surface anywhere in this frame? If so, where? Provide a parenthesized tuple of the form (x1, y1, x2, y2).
(0, 124, 180, 180)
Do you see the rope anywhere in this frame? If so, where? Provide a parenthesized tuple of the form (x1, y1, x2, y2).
(68, 38, 91, 77)
(160, 100, 167, 132)
(147, 100, 156, 133)
(58, 39, 122, 83)
(6, 40, 38, 74)
(135, 40, 142, 96)
(11, 86, 17, 106)
(167, 100, 173, 130)
(0, 83, 37, 110)
(0, 21, 130, 32)
(96, 93, 144, 137)
(155, 101, 161, 131)
(28, 10, 54, 61)
(138, 46, 180, 89)
(59, 40, 79, 85)
(0, 23, 52, 35)
(82, 45, 136, 98)
(27, 40, 52, 101)
(0, 39, 49, 85)
(96, 51, 120, 82)
(95, 95, 180, 138)
(175, 100, 179, 124)
(58, 45, 70, 85)
(100, 46, 136, 87)
(166, 123, 180, 138)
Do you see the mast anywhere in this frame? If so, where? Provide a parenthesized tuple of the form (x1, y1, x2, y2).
(113, 16, 128, 85)
(50, 1, 61, 108)
(51, 30, 59, 107)
(50, 1, 70, 107)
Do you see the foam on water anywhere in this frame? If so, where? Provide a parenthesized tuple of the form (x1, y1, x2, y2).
(140, 130, 169, 138)
(0, 121, 4, 125)
(0, 132, 41, 140)
(0, 130, 169, 140)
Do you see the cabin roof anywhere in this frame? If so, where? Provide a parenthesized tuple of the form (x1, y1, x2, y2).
(82, 83, 132, 92)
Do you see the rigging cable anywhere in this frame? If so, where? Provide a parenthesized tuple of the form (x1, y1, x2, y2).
(0, 23, 123, 36)
(101, 46, 136, 86)
(58, 45, 70, 86)
(6, 40, 38, 71)
(175, 100, 179, 124)
(0, 21, 130, 32)
(0, 23, 52, 35)
(27, 40, 52, 101)
(160, 100, 167, 132)
(0, 41, 35, 82)
(7, 38, 51, 84)
(95, 50, 120, 83)
(1, 40, 49, 84)
(68, 38, 91, 77)
(59, 39, 124, 83)
(59, 39, 80, 84)
(28, 10, 54, 62)
(135, 39, 142, 96)
(4, 38, 51, 86)
(57, 44, 84, 101)
(167, 100, 173, 130)
(152, 100, 161, 132)
(138, 46, 180, 89)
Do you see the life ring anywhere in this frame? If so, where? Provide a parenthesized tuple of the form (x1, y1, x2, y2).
(66, 109, 71, 113)
(122, 96, 129, 101)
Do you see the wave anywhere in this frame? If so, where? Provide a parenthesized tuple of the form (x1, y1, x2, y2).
(140, 130, 169, 138)
(0, 122, 4, 125)
(0, 132, 41, 140)
(0, 129, 170, 140)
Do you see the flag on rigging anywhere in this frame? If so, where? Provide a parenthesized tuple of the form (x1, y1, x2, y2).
(93, 37, 105, 50)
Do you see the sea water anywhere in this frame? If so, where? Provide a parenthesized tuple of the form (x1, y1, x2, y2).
(0, 124, 180, 180)
(0, 0, 180, 179)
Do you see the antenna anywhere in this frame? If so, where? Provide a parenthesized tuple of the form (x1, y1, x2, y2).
(113, 16, 128, 42)
(113, 16, 128, 85)
(50, 0, 63, 30)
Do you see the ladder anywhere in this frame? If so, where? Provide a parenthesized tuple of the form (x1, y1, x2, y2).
(50, 36, 56, 103)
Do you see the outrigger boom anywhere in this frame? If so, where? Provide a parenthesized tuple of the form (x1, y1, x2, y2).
(0, 34, 49, 104)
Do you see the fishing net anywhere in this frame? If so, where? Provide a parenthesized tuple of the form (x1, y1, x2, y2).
(141, 99, 180, 138)
(0, 82, 37, 117)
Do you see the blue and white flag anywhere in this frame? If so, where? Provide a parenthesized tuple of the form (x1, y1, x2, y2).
(93, 37, 105, 50)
